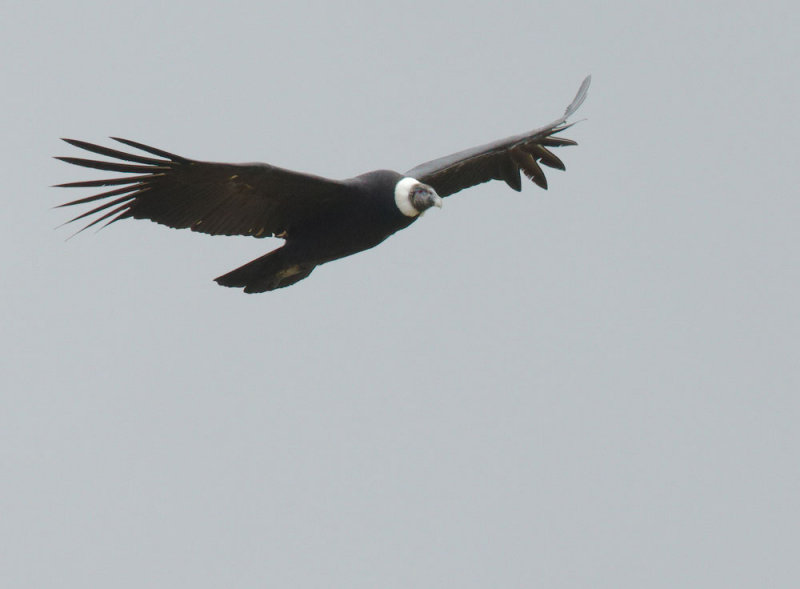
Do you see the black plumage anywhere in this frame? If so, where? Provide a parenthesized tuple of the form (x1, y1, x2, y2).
(56, 77, 590, 293)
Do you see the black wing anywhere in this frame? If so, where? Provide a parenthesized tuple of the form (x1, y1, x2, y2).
(55, 137, 355, 239)
(405, 76, 590, 197)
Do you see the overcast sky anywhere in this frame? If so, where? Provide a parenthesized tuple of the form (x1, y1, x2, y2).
(2, 1, 798, 587)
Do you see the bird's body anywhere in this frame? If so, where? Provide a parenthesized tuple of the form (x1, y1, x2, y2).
(56, 77, 590, 293)
(216, 170, 416, 291)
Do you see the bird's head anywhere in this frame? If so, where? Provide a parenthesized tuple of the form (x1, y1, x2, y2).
(394, 177, 442, 217)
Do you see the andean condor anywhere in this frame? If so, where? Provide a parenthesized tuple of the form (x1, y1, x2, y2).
(56, 76, 590, 293)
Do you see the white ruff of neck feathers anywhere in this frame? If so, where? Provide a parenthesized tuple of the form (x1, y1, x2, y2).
(394, 177, 421, 217)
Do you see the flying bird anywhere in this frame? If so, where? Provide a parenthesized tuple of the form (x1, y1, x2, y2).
(56, 76, 590, 293)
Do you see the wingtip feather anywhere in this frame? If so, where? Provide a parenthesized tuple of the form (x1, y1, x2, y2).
(564, 75, 591, 119)
(110, 137, 189, 162)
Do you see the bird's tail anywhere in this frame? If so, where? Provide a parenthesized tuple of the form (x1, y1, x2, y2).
(214, 248, 316, 293)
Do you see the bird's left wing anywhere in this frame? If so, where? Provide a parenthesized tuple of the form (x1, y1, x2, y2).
(405, 76, 590, 197)
(55, 138, 356, 239)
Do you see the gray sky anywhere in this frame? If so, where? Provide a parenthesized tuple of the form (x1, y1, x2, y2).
(2, 1, 798, 587)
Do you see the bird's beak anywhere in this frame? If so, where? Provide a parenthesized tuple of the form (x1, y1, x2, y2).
(432, 193, 443, 208)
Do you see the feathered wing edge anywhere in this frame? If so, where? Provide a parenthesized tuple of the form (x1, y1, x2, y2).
(405, 75, 590, 196)
(54, 137, 187, 237)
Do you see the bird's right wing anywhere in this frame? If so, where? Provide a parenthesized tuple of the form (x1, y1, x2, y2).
(55, 138, 357, 239)
(405, 76, 590, 197)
